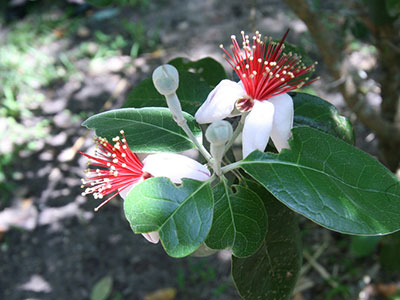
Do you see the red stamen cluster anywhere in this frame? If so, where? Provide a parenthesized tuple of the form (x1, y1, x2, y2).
(220, 30, 318, 100)
(79, 130, 144, 211)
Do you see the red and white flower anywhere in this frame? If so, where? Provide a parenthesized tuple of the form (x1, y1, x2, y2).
(79, 130, 210, 244)
(195, 30, 317, 157)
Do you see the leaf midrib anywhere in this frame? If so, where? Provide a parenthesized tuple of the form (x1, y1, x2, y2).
(223, 180, 237, 250)
(160, 180, 210, 231)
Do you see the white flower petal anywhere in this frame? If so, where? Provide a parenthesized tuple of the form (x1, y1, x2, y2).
(141, 232, 160, 244)
(242, 100, 275, 158)
(142, 153, 210, 183)
(268, 93, 294, 152)
(195, 79, 246, 124)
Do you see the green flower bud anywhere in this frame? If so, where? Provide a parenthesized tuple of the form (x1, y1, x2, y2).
(205, 120, 233, 145)
(152, 64, 179, 96)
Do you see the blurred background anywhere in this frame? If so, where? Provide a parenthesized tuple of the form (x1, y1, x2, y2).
(0, 0, 399, 299)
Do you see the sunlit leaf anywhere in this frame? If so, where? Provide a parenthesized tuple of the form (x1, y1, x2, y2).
(124, 178, 213, 257)
(82, 107, 201, 153)
(239, 126, 400, 235)
(291, 92, 355, 144)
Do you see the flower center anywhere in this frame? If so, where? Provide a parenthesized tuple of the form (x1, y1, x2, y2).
(79, 130, 144, 211)
(235, 96, 254, 113)
(219, 30, 318, 100)
(142, 172, 152, 180)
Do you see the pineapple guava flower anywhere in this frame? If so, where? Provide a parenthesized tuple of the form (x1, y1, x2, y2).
(79, 130, 210, 244)
(195, 30, 317, 157)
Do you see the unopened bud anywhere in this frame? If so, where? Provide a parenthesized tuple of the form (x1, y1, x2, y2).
(205, 120, 233, 145)
(206, 121, 233, 176)
(152, 64, 179, 96)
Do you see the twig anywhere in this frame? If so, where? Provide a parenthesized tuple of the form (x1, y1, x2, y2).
(293, 277, 315, 295)
(303, 250, 338, 288)
(300, 241, 328, 276)
(284, 0, 400, 143)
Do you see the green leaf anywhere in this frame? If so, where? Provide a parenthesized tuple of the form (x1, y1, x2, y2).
(122, 70, 211, 115)
(86, 0, 113, 7)
(82, 107, 201, 153)
(350, 236, 381, 257)
(205, 180, 268, 257)
(380, 232, 400, 271)
(90, 276, 113, 300)
(386, 0, 400, 17)
(232, 180, 302, 300)
(168, 57, 227, 87)
(123, 177, 213, 258)
(238, 126, 400, 235)
(291, 92, 355, 144)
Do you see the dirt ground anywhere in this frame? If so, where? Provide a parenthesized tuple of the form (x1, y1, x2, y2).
(0, 0, 390, 299)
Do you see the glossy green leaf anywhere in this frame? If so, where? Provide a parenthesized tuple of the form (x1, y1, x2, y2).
(232, 180, 302, 300)
(291, 92, 355, 144)
(238, 126, 400, 235)
(82, 107, 201, 153)
(123, 177, 213, 258)
(205, 181, 268, 257)
(168, 57, 227, 87)
(122, 70, 211, 115)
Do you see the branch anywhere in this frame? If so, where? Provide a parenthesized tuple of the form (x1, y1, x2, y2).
(284, 0, 400, 142)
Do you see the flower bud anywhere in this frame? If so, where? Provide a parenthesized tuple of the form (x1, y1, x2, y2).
(152, 64, 179, 96)
(206, 121, 233, 176)
(205, 120, 233, 145)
